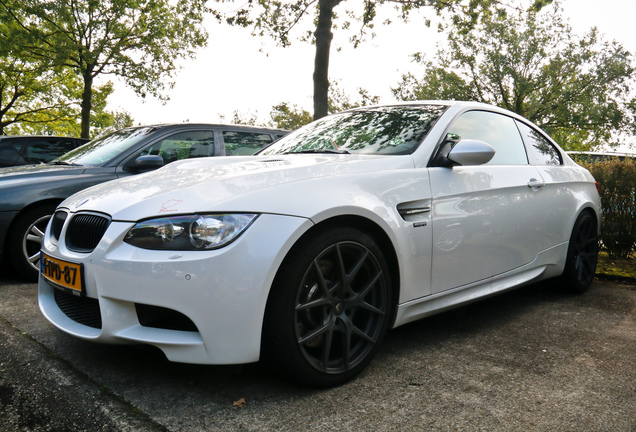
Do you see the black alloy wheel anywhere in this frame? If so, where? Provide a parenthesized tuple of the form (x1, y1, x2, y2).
(263, 227, 393, 387)
(7, 204, 58, 280)
(561, 211, 598, 293)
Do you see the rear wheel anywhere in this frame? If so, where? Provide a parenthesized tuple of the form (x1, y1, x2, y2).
(7, 204, 58, 280)
(560, 211, 598, 293)
(263, 226, 393, 387)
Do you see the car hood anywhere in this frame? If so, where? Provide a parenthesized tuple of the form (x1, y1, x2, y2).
(63, 154, 415, 220)
(0, 163, 87, 187)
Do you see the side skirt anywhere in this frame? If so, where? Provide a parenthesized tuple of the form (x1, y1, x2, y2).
(393, 244, 567, 328)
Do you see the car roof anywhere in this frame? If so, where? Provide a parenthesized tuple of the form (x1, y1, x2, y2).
(343, 100, 532, 120)
(345, 100, 520, 113)
(116, 123, 289, 133)
(567, 151, 636, 157)
(0, 135, 88, 140)
(344, 100, 549, 132)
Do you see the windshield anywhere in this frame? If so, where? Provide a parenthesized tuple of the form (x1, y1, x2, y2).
(53, 127, 159, 167)
(260, 105, 448, 156)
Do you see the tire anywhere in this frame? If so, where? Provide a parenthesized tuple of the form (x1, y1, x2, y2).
(7, 204, 58, 281)
(262, 226, 393, 387)
(560, 211, 598, 293)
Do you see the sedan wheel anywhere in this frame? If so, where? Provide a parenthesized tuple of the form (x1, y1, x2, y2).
(263, 227, 393, 387)
(561, 212, 598, 293)
(7, 204, 57, 280)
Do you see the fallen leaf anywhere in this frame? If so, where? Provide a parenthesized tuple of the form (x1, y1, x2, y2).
(233, 397, 246, 408)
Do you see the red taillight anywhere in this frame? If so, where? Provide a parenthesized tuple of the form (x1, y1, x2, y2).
(595, 181, 600, 193)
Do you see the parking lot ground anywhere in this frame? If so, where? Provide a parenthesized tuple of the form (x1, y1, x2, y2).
(1, 267, 635, 432)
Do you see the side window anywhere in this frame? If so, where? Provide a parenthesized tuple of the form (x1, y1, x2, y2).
(516, 121, 562, 166)
(0, 139, 25, 166)
(223, 131, 274, 155)
(26, 138, 78, 164)
(12, 140, 25, 153)
(447, 111, 528, 165)
(141, 130, 215, 163)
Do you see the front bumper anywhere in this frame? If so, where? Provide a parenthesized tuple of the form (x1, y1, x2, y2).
(38, 213, 313, 364)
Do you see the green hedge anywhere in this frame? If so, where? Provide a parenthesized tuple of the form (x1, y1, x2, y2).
(575, 157, 636, 258)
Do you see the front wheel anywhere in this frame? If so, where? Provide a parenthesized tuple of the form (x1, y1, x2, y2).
(7, 204, 58, 280)
(262, 226, 393, 387)
(560, 211, 599, 293)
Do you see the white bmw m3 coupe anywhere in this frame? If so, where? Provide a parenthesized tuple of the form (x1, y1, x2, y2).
(38, 101, 601, 386)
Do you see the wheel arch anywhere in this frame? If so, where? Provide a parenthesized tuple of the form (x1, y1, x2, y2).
(575, 205, 601, 236)
(259, 214, 401, 384)
(3, 199, 64, 252)
(311, 216, 400, 312)
(559, 205, 600, 293)
(264, 214, 401, 330)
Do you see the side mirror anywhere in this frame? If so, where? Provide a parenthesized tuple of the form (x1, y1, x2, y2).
(129, 155, 164, 173)
(447, 139, 495, 166)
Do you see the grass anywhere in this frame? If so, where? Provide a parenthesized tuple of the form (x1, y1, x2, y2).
(596, 252, 636, 280)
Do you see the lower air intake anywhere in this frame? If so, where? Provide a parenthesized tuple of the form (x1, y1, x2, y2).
(54, 289, 102, 329)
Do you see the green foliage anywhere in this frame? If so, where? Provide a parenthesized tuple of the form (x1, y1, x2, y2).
(88, 107, 135, 140)
(218, 0, 533, 47)
(2, 0, 209, 137)
(596, 252, 636, 279)
(0, 5, 79, 134)
(577, 158, 636, 259)
(4, 80, 131, 139)
(327, 81, 381, 114)
(232, 81, 381, 130)
(0, 65, 82, 135)
(218, 110, 262, 127)
(393, 1, 636, 151)
(270, 103, 313, 130)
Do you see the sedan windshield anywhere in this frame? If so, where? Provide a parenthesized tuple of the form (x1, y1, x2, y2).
(53, 127, 159, 167)
(260, 105, 448, 156)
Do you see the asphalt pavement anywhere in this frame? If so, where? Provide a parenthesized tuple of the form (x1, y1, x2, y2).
(1, 261, 635, 432)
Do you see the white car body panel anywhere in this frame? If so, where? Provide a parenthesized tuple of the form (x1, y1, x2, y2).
(429, 164, 548, 293)
(38, 101, 602, 369)
(40, 214, 314, 364)
(63, 154, 415, 219)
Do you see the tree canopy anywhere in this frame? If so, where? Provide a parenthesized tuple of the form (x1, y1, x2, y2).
(0, 58, 81, 135)
(270, 103, 314, 130)
(214, 0, 552, 121)
(1, 0, 209, 138)
(268, 83, 380, 129)
(218, 80, 380, 130)
(0, 6, 78, 135)
(392, 1, 636, 150)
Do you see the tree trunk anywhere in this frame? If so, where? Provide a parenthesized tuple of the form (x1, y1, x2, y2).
(80, 71, 93, 139)
(313, 0, 341, 121)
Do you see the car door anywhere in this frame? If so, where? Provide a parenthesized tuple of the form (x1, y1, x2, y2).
(429, 110, 549, 293)
(516, 120, 574, 249)
(119, 128, 217, 177)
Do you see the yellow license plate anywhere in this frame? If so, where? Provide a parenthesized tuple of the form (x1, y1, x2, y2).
(40, 252, 84, 295)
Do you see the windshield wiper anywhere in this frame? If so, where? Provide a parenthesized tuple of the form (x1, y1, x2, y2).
(290, 149, 350, 155)
(49, 161, 81, 166)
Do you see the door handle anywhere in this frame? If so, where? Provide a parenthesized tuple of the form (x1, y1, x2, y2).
(527, 178, 545, 189)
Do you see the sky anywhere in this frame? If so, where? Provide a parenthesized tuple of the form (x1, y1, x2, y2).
(107, 0, 636, 131)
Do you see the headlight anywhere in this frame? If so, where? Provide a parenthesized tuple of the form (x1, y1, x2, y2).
(124, 214, 258, 250)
